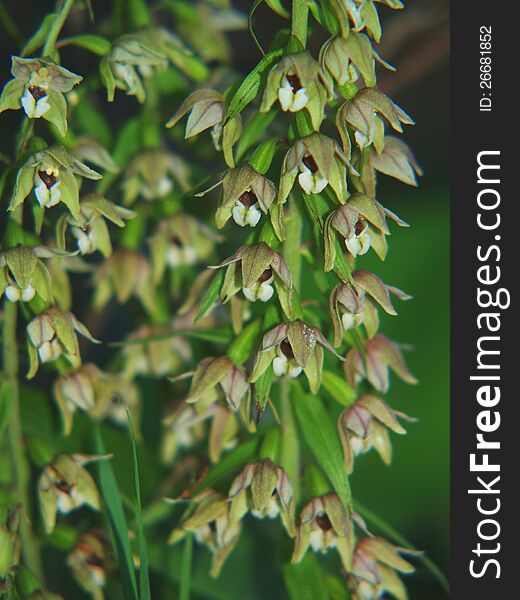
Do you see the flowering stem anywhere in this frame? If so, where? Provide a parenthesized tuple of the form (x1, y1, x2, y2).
(3, 303, 44, 581)
(42, 0, 76, 57)
(291, 0, 309, 49)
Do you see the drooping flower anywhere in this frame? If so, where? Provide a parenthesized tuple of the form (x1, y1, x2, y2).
(26, 308, 99, 379)
(228, 460, 295, 535)
(336, 88, 414, 155)
(183, 356, 250, 412)
(53, 363, 137, 435)
(37, 454, 108, 534)
(122, 149, 190, 205)
(92, 250, 155, 313)
(348, 536, 417, 600)
(0, 245, 71, 304)
(250, 320, 343, 393)
(292, 493, 355, 571)
(209, 243, 292, 306)
(320, 33, 376, 87)
(329, 270, 411, 344)
(197, 165, 277, 229)
(166, 88, 225, 145)
(344, 334, 417, 393)
(67, 530, 109, 600)
(9, 145, 101, 219)
(360, 136, 423, 197)
(279, 133, 357, 206)
(339, 394, 415, 471)
(101, 34, 167, 103)
(325, 192, 409, 261)
(162, 403, 238, 465)
(168, 490, 242, 577)
(261, 52, 328, 129)
(0, 56, 82, 135)
(122, 324, 190, 378)
(57, 194, 135, 257)
(149, 214, 220, 283)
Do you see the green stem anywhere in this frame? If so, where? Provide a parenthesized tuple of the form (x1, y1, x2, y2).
(3, 302, 43, 581)
(280, 378, 300, 502)
(291, 0, 309, 49)
(42, 0, 76, 57)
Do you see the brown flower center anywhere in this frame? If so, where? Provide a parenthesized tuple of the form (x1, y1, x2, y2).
(55, 479, 73, 495)
(286, 73, 302, 92)
(280, 339, 294, 359)
(28, 85, 47, 101)
(316, 514, 333, 532)
(258, 268, 273, 283)
(239, 190, 258, 207)
(38, 170, 58, 189)
(86, 553, 104, 568)
(354, 219, 365, 236)
(302, 155, 318, 174)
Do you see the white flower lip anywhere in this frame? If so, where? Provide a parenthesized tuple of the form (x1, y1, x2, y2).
(297, 154, 328, 195)
(35, 168, 61, 208)
(21, 86, 50, 118)
(278, 74, 309, 113)
(232, 200, 262, 228)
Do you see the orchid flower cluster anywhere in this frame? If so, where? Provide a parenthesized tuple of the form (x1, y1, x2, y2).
(0, 1, 424, 598)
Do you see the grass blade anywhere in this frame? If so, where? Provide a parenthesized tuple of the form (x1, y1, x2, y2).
(93, 425, 138, 600)
(128, 410, 151, 600)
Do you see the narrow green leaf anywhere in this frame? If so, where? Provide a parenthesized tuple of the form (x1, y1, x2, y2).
(292, 381, 352, 508)
(227, 319, 262, 365)
(225, 49, 283, 122)
(58, 34, 111, 55)
(236, 110, 277, 161)
(93, 426, 138, 600)
(195, 270, 224, 322)
(248, 137, 279, 174)
(254, 366, 274, 411)
(127, 412, 150, 600)
(322, 370, 356, 407)
(179, 534, 193, 600)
